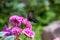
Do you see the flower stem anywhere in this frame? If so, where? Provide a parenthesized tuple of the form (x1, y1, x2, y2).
(24, 36, 27, 40)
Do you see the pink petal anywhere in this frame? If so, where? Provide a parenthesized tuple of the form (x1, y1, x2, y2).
(22, 28, 35, 38)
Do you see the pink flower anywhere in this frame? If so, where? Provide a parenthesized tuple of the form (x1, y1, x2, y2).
(3, 24, 11, 36)
(11, 27, 22, 35)
(22, 18, 28, 24)
(9, 15, 21, 26)
(22, 28, 35, 38)
(53, 37, 60, 40)
(22, 18, 32, 29)
(26, 21, 32, 29)
(19, 16, 24, 21)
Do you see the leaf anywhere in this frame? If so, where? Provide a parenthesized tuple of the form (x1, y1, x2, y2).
(40, 19, 49, 24)
(46, 11, 56, 19)
(27, 0, 38, 6)
(44, 0, 50, 6)
(13, 0, 19, 9)
(0, 32, 7, 37)
(55, 0, 60, 4)
(17, 3, 26, 10)
(0, 37, 4, 40)
(4, 35, 16, 40)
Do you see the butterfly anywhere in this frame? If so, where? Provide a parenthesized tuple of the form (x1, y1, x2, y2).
(27, 10, 38, 23)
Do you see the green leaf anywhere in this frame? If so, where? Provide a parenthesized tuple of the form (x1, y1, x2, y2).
(0, 37, 4, 40)
(17, 3, 26, 10)
(46, 11, 56, 20)
(4, 35, 16, 40)
(13, 0, 19, 9)
(27, 0, 38, 6)
(40, 19, 49, 24)
(55, 0, 60, 4)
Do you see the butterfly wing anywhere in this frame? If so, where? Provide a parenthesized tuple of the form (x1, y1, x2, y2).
(27, 10, 38, 23)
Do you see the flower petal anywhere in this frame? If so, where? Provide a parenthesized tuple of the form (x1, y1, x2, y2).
(11, 27, 22, 35)
(22, 28, 35, 38)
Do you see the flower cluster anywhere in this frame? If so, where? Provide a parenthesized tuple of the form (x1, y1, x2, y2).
(3, 15, 35, 39)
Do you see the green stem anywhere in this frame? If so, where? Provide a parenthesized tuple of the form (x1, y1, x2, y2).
(24, 36, 27, 40)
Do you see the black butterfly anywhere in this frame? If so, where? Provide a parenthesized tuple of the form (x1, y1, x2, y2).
(27, 10, 38, 23)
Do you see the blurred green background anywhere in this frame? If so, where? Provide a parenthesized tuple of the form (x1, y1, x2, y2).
(0, 0, 60, 40)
